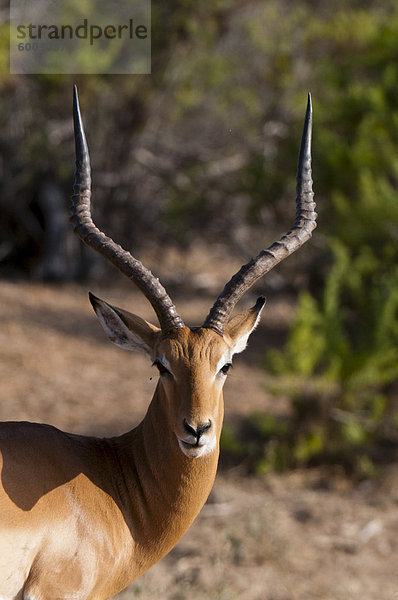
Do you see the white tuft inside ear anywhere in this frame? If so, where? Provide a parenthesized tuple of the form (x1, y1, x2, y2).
(95, 306, 151, 354)
(225, 297, 266, 356)
(90, 294, 159, 358)
(232, 309, 262, 354)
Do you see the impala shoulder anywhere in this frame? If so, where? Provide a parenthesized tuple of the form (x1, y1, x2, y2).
(0, 421, 64, 446)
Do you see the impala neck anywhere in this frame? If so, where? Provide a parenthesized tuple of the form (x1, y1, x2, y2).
(108, 382, 222, 573)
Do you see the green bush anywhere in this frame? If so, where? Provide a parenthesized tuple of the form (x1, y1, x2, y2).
(257, 3, 398, 476)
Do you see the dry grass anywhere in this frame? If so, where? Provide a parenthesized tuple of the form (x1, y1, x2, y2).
(1, 280, 398, 600)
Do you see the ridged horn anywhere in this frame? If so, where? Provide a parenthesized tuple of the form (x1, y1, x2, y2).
(203, 93, 316, 335)
(70, 86, 185, 333)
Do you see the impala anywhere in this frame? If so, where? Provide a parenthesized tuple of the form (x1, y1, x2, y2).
(0, 87, 316, 600)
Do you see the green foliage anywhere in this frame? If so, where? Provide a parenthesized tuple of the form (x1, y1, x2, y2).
(220, 423, 244, 458)
(257, 2, 398, 476)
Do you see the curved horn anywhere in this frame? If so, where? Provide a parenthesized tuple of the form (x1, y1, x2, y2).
(70, 86, 185, 333)
(203, 94, 317, 336)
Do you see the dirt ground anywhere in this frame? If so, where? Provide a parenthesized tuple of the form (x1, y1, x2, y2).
(1, 279, 398, 600)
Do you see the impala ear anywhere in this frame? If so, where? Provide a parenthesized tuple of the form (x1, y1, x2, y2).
(89, 292, 160, 358)
(224, 297, 266, 355)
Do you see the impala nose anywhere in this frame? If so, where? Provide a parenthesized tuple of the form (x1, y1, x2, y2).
(183, 419, 211, 443)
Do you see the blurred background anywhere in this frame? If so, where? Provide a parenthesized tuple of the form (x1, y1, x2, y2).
(1, 0, 398, 598)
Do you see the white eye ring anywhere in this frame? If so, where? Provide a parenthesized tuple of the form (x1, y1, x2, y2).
(219, 363, 232, 376)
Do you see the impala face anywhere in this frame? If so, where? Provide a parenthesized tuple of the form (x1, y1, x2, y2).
(154, 328, 232, 458)
(89, 293, 265, 459)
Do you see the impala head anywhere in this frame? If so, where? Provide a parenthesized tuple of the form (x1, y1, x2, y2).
(89, 292, 265, 458)
(71, 86, 316, 459)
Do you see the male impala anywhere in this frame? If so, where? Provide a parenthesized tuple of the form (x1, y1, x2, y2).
(0, 87, 316, 600)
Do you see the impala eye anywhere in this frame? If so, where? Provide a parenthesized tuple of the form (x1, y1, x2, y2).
(220, 363, 232, 376)
(153, 360, 172, 377)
